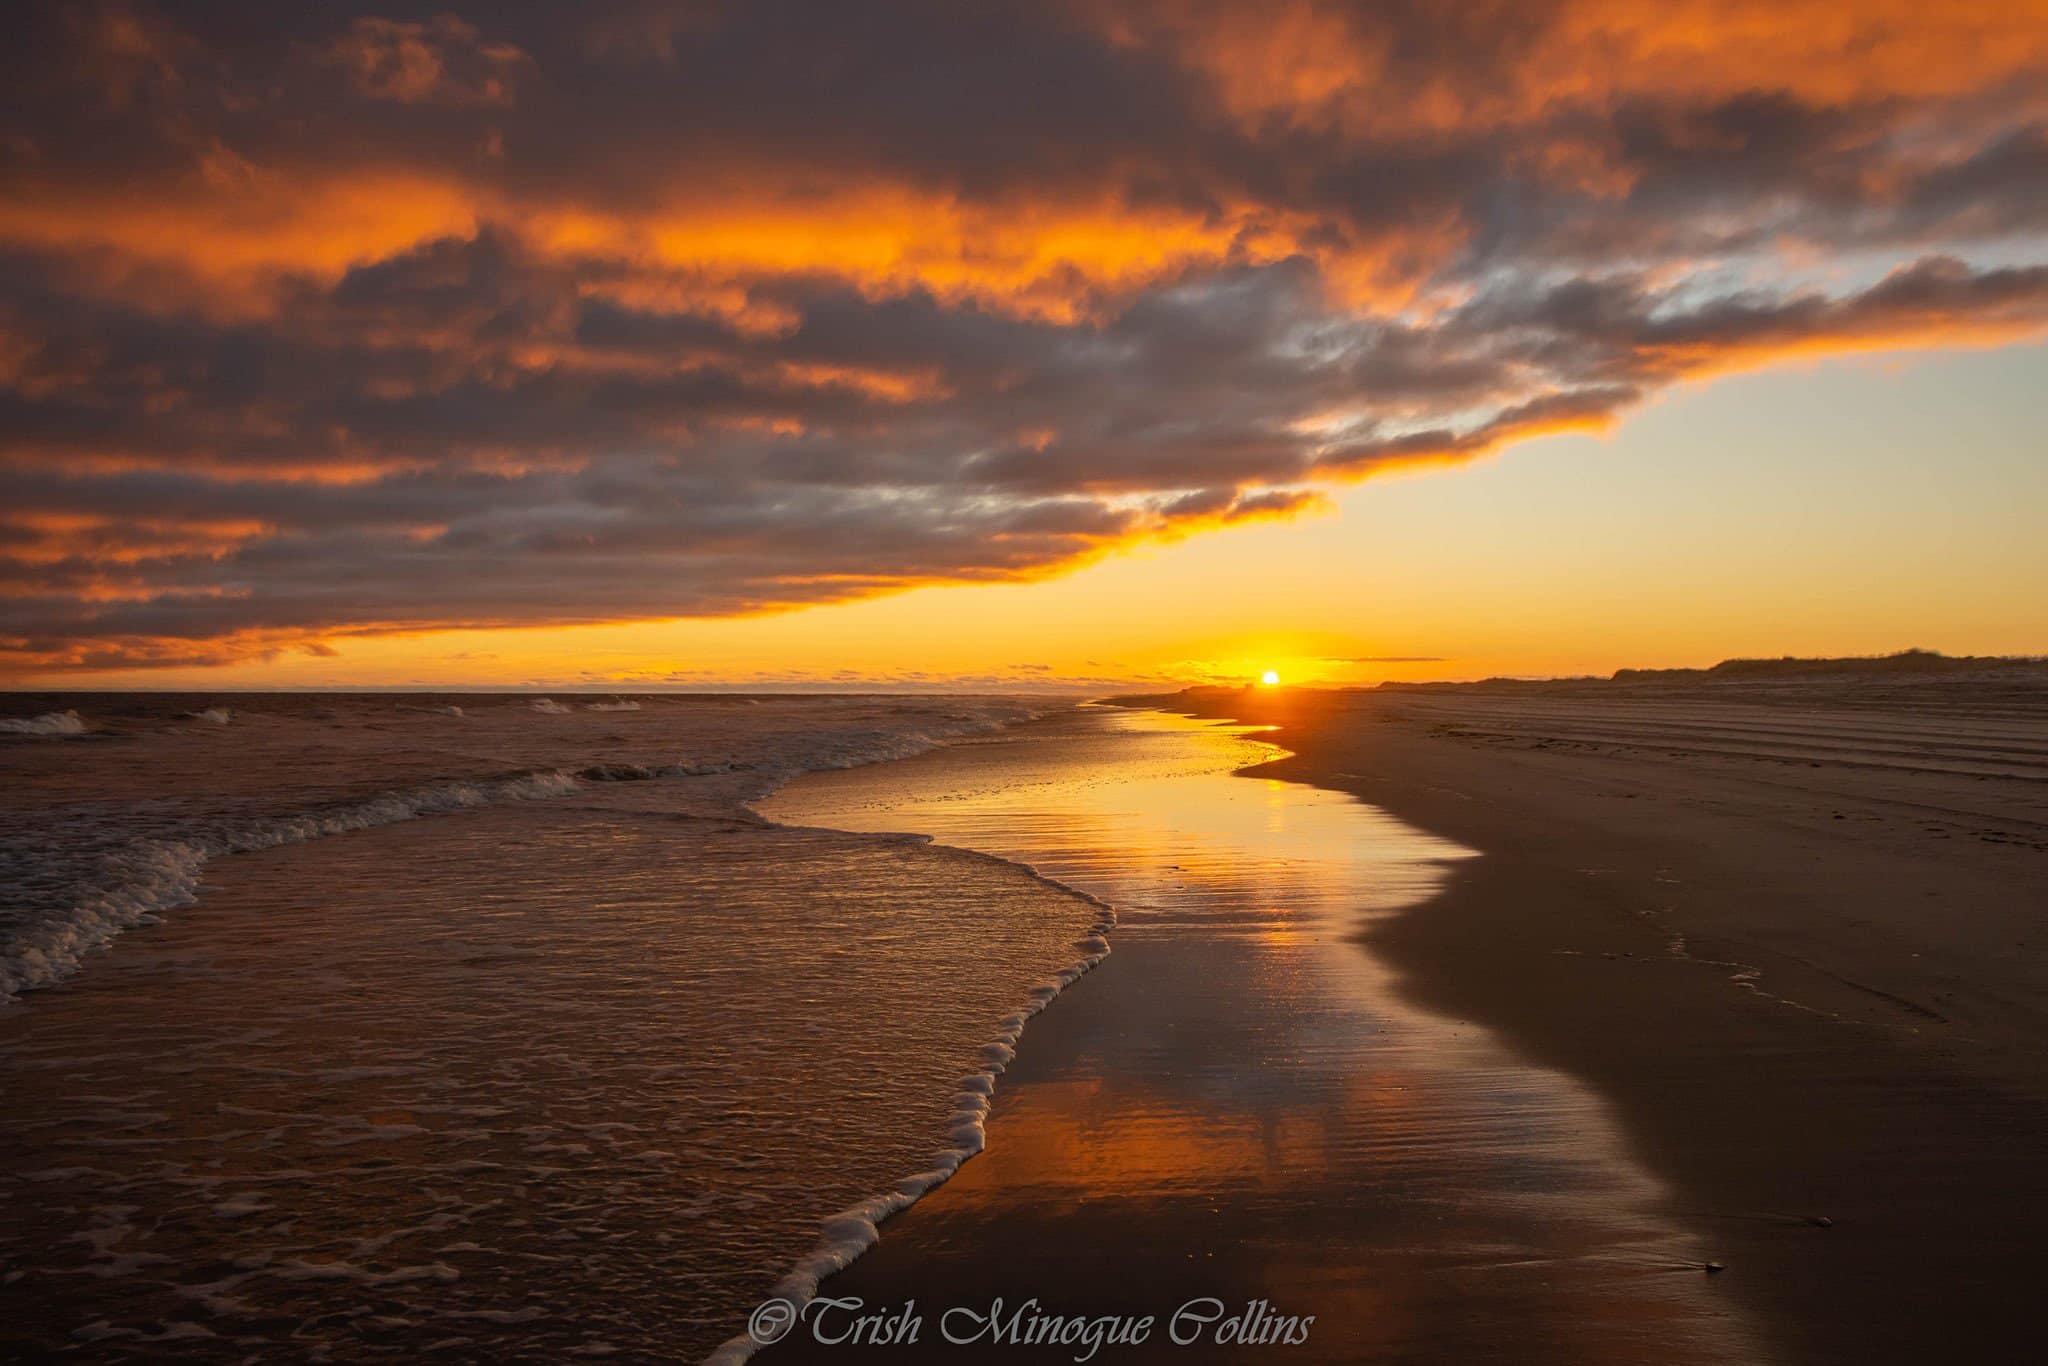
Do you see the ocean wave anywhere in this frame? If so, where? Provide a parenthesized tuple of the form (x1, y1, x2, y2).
(586, 699, 642, 712)
(705, 828, 1113, 1365)
(0, 709, 87, 736)
(185, 708, 233, 725)
(1, 701, 1046, 1005)
(0, 770, 580, 1003)
(529, 699, 573, 714)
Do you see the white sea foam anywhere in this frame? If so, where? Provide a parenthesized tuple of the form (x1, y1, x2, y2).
(2, 699, 1046, 1005)
(586, 699, 642, 712)
(0, 770, 581, 1003)
(529, 698, 573, 714)
(704, 841, 1115, 1366)
(188, 708, 232, 725)
(1, 709, 87, 736)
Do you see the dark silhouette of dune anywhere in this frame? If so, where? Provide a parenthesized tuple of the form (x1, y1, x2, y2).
(1610, 648, 2045, 682)
(1173, 650, 2048, 713)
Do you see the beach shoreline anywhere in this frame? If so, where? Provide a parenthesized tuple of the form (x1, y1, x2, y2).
(9, 687, 2044, 1362)
(1134, 683, 2048, 1364)
(758, 682, 2048, 1363)
(760, 705, 1764, 1364)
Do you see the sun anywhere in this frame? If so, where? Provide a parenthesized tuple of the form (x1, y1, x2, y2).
(1259, 669, 1281, 687)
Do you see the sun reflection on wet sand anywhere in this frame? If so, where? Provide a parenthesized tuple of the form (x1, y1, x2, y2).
(761, 706, 1771, 1363)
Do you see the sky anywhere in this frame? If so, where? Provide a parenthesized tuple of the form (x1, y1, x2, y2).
(2, 2, 2045, 689)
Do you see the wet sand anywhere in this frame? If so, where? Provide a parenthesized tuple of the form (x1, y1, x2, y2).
(763, 685, 2048, 1364)
(760, 708, 1767, 1364)
(1140, 684, 2048, 1364)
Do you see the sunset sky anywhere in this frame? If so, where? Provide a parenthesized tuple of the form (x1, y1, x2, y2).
(3, 2, 2045, 689)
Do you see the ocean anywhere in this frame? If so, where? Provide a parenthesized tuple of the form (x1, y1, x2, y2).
(0, 693, 1098, 1360)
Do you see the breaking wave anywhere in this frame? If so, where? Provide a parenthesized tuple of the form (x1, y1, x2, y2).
(702, 835, 1116, 1364)
(1, 700, 1044, 1005)
(0, 770, 579, 1003)
(1, 710, 87, 736)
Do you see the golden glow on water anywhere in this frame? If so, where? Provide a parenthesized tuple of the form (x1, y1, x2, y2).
(765, 706, 1772, 1363)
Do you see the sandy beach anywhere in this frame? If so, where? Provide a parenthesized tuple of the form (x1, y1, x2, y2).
(765, 677, 2048, 1364)
(4, 681, 2044, 1361)
(1194, 679, 2048, 1362)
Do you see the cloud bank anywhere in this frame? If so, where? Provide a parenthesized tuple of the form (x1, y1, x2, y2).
(3, 0, 2045, 673)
